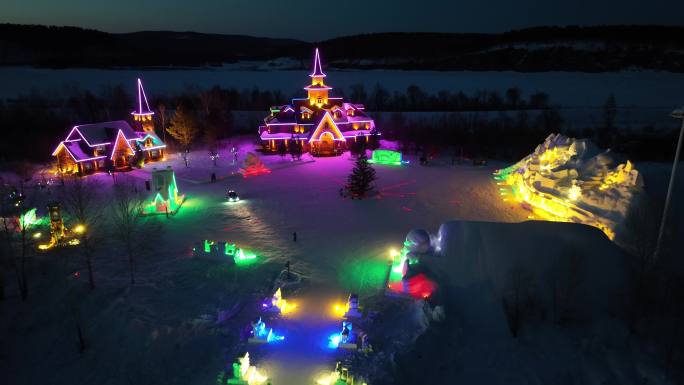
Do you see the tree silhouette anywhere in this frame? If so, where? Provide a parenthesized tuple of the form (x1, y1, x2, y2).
(347, 153, 376, 199)
(166, 105, 199, 167)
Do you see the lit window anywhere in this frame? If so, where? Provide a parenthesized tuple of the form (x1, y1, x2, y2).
(317, 96, 323, 104)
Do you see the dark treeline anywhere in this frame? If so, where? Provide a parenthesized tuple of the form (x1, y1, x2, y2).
(2, 24, 684, 71)
(320, 26, 684, 72)
(164, 83, 554, 113)
(0, 84, 679, 166)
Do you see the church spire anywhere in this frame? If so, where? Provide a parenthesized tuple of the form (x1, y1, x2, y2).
(309, 48, 326, 78)
(132, 78, 154, 116)
(132, 78, 155, 132)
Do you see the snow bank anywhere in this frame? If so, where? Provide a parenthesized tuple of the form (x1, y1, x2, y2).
(431, 220, 629, 316)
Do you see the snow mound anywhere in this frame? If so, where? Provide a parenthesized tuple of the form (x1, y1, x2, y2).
(494, 133, 642, 240)
(405, 229, 431, 254)
(431, 220, 628, 315)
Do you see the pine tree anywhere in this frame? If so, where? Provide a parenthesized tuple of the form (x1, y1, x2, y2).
(347, 153, 376, 199)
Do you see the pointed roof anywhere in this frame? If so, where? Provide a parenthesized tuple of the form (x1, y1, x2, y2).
(110, 129, 136, 160)
(132, 78, 154, 116)
(309, 48, 326, 78)
(309, 111, 345, 143)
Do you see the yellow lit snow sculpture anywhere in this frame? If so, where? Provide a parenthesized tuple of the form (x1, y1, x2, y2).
(494, 134, 642, 240)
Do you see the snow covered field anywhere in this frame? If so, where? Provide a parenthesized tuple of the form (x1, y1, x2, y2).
(1, 144, 680, 384)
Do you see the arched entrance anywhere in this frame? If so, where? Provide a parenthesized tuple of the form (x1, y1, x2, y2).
(318, 132, 335, 156)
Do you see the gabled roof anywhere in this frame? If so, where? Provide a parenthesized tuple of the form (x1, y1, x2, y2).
(67, 120, 137, 147)
(110, 129, 136, 160)
(53, 140, 106, 162)
(310, 48, 326, 78)
(136, 131, 166, 150)
(309, 111, 345, 143)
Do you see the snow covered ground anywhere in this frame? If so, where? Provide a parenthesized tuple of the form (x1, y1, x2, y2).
(1, 143, 680, 384)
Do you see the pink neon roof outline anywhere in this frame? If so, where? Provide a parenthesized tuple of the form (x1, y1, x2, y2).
(52, 142, 107, 162)
(64, 126, 112, 148)
(309, 48, 326, 77)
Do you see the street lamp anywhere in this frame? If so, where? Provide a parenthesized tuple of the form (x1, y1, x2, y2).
(653, 108, 684, 262)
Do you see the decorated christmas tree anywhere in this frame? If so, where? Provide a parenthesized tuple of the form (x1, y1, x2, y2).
(347, 153, 376, 199)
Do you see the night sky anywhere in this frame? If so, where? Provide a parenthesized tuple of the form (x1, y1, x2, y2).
(2, 0, 684, 41)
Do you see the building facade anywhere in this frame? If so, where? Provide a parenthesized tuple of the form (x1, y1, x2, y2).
(259, 49, 378, 156)
(52, 79, 166, 175)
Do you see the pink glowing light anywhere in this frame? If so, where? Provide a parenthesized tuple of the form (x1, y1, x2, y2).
(63, 126, 112, 148)
(52, 142, 107, 163)
(131, 78, 154, 116)
(309, 48, 326, 77)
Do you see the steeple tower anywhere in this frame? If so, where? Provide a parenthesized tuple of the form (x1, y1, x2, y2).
(304, 48, 332, 108)
(131, 78, 155, 132)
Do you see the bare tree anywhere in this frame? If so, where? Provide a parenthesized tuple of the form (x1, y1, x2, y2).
(157, 102, 167, 144)
(205, 124, 220, 167)
(60, 177, 105, 290)
(0, 179, 37, 301)
(198, 90, 215, 118)
(110, 179, 162, 285)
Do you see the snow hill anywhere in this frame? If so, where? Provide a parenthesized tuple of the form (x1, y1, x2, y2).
(381, 220, 657, 385)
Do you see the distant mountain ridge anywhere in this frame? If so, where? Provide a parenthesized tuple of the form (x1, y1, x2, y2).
(1, 23, 683, 71)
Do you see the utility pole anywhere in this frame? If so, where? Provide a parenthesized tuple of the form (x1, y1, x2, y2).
(653, 108, 684, 262)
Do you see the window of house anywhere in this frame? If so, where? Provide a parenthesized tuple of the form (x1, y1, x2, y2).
(317, 96, 322, 104)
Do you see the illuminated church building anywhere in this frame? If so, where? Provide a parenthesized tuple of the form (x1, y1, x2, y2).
(52, 79, 166, 175)
(259, 48, 377, 156)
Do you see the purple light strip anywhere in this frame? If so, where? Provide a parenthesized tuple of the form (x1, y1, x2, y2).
(66, 125, 113, 147)
(343, 132, 380, 138)
(266, 123, 314, 126)
(53, 142, 107, 162)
